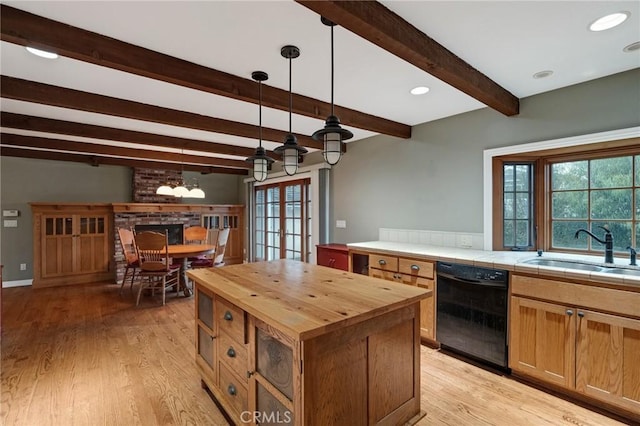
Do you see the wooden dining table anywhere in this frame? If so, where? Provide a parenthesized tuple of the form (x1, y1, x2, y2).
(168, 244, 216, 297)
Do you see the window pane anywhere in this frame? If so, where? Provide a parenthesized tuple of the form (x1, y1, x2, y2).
(504, 165, 514, 192)
(515, 165, 529, 191)
(552, 191, 587, 219)
(552, 161, 588, 190)
(256, 189, 264, 203)
(503, 220, 515, 246)
(503, 194, 514, 219)
(590, 156, 632, 189)
(552, 221, 588, 249)
(516, 193, 529, 219)
(636, 222, 640, 248)
(591, 221, 632, 252)
(515, 220, 530, 246)
(590, 189, 632, 220)
(636, 155, 640, 186)
(636, 188, 640, 220)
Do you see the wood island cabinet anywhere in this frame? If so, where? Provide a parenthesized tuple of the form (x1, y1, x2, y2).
(31, 203, 113, 288)
(351, 250, 436, 342)
(188, 260, 431, 426)
(510, 274, 640, 419)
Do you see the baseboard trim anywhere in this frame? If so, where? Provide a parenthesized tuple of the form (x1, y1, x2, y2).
(2, 279, 33, 288)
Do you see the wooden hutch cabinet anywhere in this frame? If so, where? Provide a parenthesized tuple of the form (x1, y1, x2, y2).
(201, 205, 244, 265)
(31, 203, 114, 287)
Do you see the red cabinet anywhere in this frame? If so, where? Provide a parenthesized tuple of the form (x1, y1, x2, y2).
(316, 244, 349, 271)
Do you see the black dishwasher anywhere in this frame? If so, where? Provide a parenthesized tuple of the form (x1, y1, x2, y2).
(436, 262, 509, 369)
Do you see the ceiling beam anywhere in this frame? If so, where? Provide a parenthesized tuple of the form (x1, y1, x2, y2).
(0, 4, 410, 139)
(1, 76, 323, 151)
(1, 112, 268, 158)
(296, 1, 519, 117)
(0, 146, 248, 175)
(0, 133, 251, 169)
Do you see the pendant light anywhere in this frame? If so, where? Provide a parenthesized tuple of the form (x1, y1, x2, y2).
(312, 17, 353, 166)
(274, 45, 307, 176)
(246, 71, 275, 182)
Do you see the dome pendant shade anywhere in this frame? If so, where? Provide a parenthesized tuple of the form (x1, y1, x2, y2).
(274, 133, 307, 176)
(156, 184, 174, 195)
(173, 183, 190, 198)
(312, 115, 353, 165)
(313, 18, 353, 166)
(274, 45, 307, 176)
(246, 146, 274, 182)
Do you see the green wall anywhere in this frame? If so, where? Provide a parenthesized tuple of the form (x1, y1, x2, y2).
(330, 69, 640, 243)
(0, 158, 242, 282)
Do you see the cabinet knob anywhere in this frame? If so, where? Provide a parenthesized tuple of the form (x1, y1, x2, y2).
(246, 370, 254, 379)
(411, 264, 420, 271)
(566, 309, 573, 316)
(378, 259, 386, 266)
(577, 311, 584, 318)
(223, 311, 233, 321)
(227, 384, 237, 396)
(226, 347, 236, 358)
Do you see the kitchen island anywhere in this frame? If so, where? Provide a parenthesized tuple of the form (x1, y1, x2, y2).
(187, 259, 431, 426)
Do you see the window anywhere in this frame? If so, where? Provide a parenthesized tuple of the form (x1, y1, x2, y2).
(502, 163, 534, 248)
(493, 141, 640, 255)
(550, 155, 639, 252)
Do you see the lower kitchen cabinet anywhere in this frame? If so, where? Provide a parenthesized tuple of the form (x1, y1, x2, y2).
(510, 275, 640, 418)
(360, 251, 436, 342)
(316, 243, 349, 271)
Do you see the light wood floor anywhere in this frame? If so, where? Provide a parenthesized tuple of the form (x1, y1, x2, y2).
(0, 283, 633, 426)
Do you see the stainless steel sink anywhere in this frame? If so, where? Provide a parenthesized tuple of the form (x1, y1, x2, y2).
(522, 258, 605, 272)
(602, 268, 640, 277)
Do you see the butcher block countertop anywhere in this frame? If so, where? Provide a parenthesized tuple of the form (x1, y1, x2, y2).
(187, 259, 431, 341)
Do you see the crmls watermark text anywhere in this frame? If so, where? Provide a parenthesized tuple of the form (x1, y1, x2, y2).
(240, 411, 292, 424)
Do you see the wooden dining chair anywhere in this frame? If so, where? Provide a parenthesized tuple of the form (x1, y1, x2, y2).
(117, 227, 140, 295)
(184, 225, 208, 244)
(190, 228, 229, 269)
(134, 230, 180, 306)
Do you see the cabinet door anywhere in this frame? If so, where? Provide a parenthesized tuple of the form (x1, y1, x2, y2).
(369, 268, 396, 281)
(76, 215, 108, 273)
(42, 215, 74, 277)
(196, 286, 217, 385)
(510, 297, 575, 389)
(576, 310, 640, 413)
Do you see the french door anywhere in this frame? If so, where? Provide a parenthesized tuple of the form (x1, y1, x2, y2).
(255, 179, 311, 262)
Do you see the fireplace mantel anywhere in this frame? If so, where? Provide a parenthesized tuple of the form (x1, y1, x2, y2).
(111, 203, 241, 214)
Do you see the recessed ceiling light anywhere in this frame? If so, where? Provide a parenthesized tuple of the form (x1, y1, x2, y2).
(410, 86, 430, 95)
(533, 70, 553, 79)
(589, 12, 629, 32)
(623, 41, 640, 52)
(26, 46, 58, 59)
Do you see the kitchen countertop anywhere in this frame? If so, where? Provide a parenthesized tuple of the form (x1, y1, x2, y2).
(348, 241, 640, 289)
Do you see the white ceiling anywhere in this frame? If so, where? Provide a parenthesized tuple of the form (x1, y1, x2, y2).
(1, 1, 639, 169)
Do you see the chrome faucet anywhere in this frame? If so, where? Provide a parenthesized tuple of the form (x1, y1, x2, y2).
(626, 246, 637, 266)
(574, 226, 613, 264)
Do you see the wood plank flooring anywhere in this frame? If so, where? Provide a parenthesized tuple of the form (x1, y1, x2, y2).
(0, 283, 633, 426)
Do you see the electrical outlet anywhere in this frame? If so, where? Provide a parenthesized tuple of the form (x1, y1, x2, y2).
(20, 263, 27, 271)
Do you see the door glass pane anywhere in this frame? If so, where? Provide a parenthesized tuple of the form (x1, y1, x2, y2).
(80, 217, 88, 234)
(46, 218, 54, 235)
(89, 217, 96, 234)
(64, 218, 73, 235)
(97, 217, 104, 234)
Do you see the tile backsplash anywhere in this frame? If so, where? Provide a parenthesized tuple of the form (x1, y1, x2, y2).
(379, 228, 484, 250)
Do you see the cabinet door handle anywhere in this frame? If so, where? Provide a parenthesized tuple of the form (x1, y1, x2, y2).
(246, 370, 254, 379)
(227, 384, 237, 396)
(577, 311, 584, 318)
(226, 347, 236, 358)
(411, 264, 420, 271)
(566, 309, 573, 316)
(223, 311, 233, 321)
(378, 259, 386, 266)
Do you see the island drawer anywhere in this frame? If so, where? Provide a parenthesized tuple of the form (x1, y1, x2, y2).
(218, 330, 248, 384)
(216, 297, 246, 345)
(219, 362, 248, 418)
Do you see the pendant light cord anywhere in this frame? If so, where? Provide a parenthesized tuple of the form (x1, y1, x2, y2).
(330, 24, 335, 116)
(259, 80, 263, 148)
(288, 55, 292, 134)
